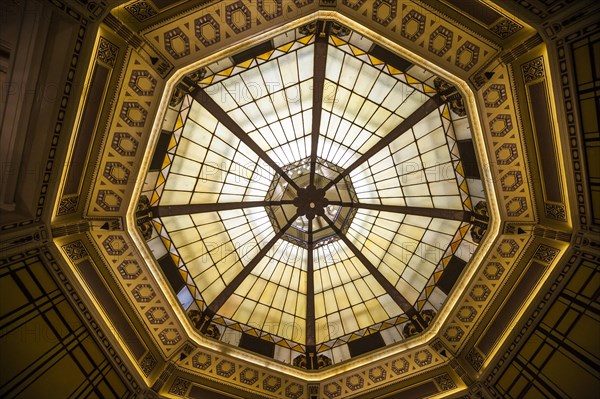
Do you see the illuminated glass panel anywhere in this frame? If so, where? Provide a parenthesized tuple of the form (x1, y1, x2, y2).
(219, 240, 307, 343)
(346, 210, 460, 304)
(158, 208, 274, 304)
(138, 25, 488, 363)
(318, 41, 429, 169)
(313, 241, 402, 342)
(160, 102, 274, 205)
(349, 105, 463, 208)
(204, 40, 315, 167)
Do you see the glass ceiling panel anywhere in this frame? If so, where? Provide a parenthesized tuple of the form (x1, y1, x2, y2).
(313, 241, 402, 342)
(158, 101, 274, 205)
(317, 40, 431, 169)
(346, 210, 460, 304)
(204, 38, 315, 167)
(218, 240, 308, 343)
(349, 104, 463, 209)
(139, 23, 489, 367)
(157, 208, 275, 305)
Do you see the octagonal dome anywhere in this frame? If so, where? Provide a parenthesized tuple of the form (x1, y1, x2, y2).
(137, 21, 491, 368)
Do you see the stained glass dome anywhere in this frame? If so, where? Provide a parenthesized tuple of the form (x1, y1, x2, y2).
(138, 21, 489, 368)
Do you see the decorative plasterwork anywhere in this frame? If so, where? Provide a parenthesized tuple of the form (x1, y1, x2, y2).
(139, 1, 499, 80)
(143, 0, 320, 67)
(97, 36, 119, 67)
(124, 8, 500, 379)
(440, 234, 532, 354)
(124, 0, 158, 22)
(554, 26, 593, 229)
(479, 64, 536, 221)
(84, 45, 162, 218)
(337, 1, 499, 78)
(49, 0, 573, 396)
(518, 53, 569, 223)
(89, 231, 185, 358)
(10, 19, 87, 227)
(176, 348, 307, 399)
(85, 218, 538, 394)
(319, 346, 447, 398)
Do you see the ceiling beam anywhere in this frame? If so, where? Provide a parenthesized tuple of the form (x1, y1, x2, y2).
(323, 93, 444, 191)
(305, 223, 316, 368)
(328, 201, 473, 222)
(310, 23, 329, 187)
(191, 87, 300, 192)
(202, 213, 299, 320)
(152, 200, 295, 217)
(321, 214, 420, 320)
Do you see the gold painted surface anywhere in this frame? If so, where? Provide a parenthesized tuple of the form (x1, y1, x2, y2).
(48, 0, 576, 396)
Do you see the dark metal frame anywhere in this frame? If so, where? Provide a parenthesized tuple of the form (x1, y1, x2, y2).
(151, 22, 480, 367)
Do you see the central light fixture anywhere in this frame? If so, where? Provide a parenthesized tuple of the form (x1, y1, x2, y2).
(265, 156, 357, 248)
(293, 184, 328, 220)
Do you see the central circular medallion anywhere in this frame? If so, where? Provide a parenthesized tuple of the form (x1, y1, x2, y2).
(265, 157, 357, 248)
(293, 184, 329, 220)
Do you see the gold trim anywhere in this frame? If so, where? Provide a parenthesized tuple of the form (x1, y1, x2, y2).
(53, 236, 152, 385)
(52, 32, 114, 220)
(127, 10, 501, 380)
(482, 239, 569, 369)
(524, 78, 564, 203)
